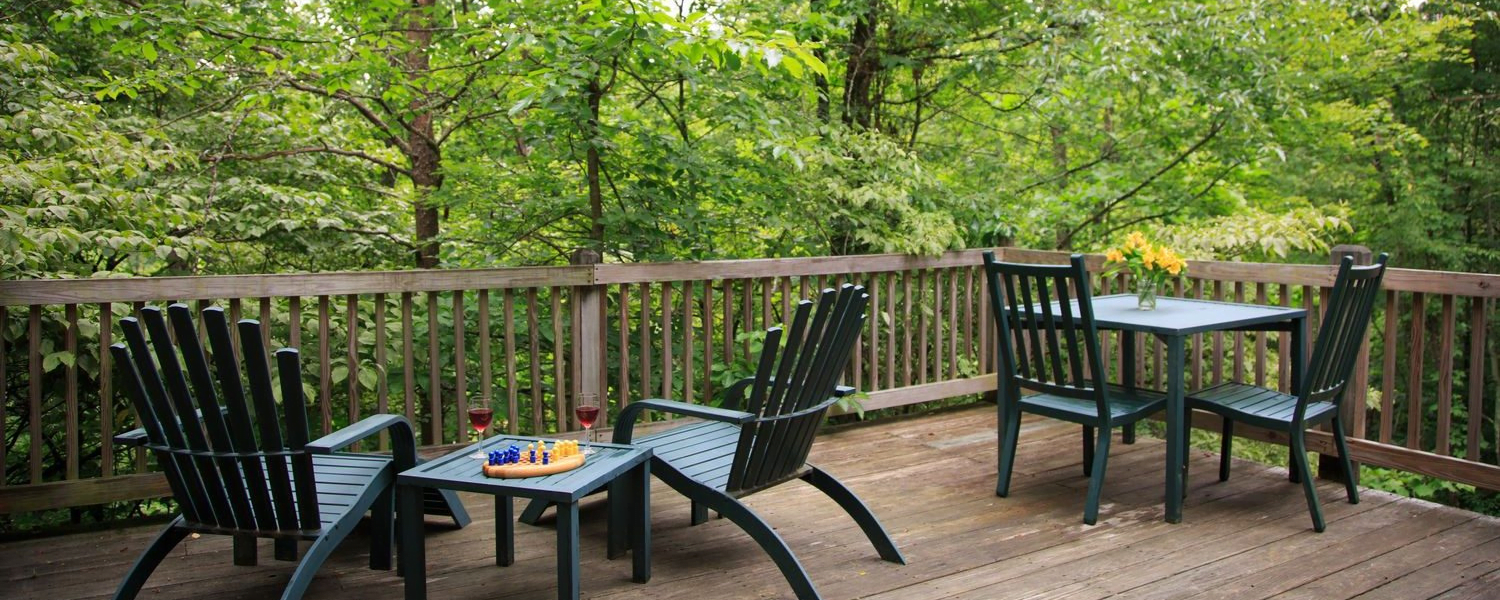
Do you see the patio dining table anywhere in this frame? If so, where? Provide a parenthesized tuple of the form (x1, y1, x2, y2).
(1075, 293, 1308, 523)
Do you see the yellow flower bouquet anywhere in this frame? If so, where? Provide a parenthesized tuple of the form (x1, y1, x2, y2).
(1103, 231, 1187, 310)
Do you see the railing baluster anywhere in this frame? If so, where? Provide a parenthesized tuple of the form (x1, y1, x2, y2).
(1380, 290, 1398, 444)
(618, 284, 631, 410)
(454, 291, 467, 434)
(743, 278, 754, 361)
(375, 293, 388, 450)
(505, 288, 519, 434)
(721, 279, 733, 372)
(528, 288, 542, 434)
(1192, 278, 1206, 390)
(97, 303, 111, 479)
(427, 291, 441, 443)
(1213, 280, 1225, 386)
(29, 305, 42, 484)
(552, 287, 566, 432)
(683, 281, 695, 404)
(477, 290, 490, 437)
(1279, 283, 1291, 393)
(64, 304, 79, 480)
(703, 281, 714, 401)
(965, 267, 975, 372)
(640, 282, 653, 405)
(661, 282, 673, 402)
(887, 273, 898, 387)
(1407, 292, 1426, 450)
(258, 297, 271, 355)
(1467, 297, 1488, 462)
(1255, 283, 1268, 387)
(402, 292, 415, 429)
(319, 295, 332, 435)
(867, 272, 880, 391)
(346, 294, 360, 450)
(1234, 282, 1246, 383)
(917, 269, 929, 385)
(1436, 294, 1456, 456)
(933, 268, 943, 383)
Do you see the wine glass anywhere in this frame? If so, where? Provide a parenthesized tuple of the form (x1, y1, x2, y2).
(574, 393, 600, 455)
(467, 398, 494, 459)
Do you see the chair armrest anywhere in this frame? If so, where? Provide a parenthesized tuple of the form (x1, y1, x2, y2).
(612, 399, 756, 444)
(112, 406, 231, 447)
(834, 385, 855, 398)
(308, 414, 419, 472)
(113, 428, 148, 448)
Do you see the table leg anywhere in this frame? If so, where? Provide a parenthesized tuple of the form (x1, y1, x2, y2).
(398, 483, 426, 600)
(631, 460, 651, 583)
(1165, 335, 1186, 523)
(495, 495, 514, 567)
(608, 476, 628, 560)
(1121, 331, 1138, 445)
(556, 501, 581, 600)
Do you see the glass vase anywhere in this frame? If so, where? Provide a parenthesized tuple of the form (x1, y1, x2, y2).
(1135, 278, 1158, 311)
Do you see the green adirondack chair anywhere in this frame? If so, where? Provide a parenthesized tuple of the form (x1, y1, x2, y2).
(983, 252, 1169, 525)
(1185, 253, 1389, 532)
(519, 284, 904, 600)
(108, 304, 467, 600)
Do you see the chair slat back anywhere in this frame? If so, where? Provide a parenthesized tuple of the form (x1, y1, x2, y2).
(110, 304, 320, 533)
(983, 253, 1110, 418)
(727, 285, 868, 494)
(1301, 254, 1389, 412)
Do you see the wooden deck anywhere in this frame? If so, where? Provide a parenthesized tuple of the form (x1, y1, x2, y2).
(4, 406, 1498, 600)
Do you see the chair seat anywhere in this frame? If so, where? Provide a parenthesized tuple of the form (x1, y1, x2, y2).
(1020, 384, 1167, 425)
(1186, 382, 1337, 428)
(636, 421, 742, 492)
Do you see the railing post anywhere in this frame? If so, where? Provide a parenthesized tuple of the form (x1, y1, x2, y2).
(571, 249, 608, 426)
(1320, 244, 1372, 485)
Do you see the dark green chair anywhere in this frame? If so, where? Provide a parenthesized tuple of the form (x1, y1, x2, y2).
(1185, 253, 1388, 532)
(520, 284, 904, 600)
(983, 252, 1167, 525)
(108, 304, 467, 600)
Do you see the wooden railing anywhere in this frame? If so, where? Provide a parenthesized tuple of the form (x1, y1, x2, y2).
(1, 247, 1495, 514)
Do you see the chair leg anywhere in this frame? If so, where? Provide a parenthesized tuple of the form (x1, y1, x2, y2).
(370, 485, 395, 571)
(232, 533, 257, 566)
(518, 498, 551, 525)
(691, 500, 709, 526)
(1332, 416, 1360, 505)
(1218, 419, 1234, 482)
(1288, 443, 1302, 483)
(274, 538, 298, 562)
(1122, 423, 1137, 445)
(691, 487, 823, 600)
(1180, 417, 1193, 499)
(802, 467, 906, 564)
(1290, 430, 1326, 532)
(113, 520, 190, 600)
(1082, 426, 1095, 477)
(1083, 429, 1111, 525)
(996, 400, 1022, 497)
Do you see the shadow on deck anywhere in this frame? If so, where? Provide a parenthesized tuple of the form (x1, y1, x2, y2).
(4, 406, 1498, 600)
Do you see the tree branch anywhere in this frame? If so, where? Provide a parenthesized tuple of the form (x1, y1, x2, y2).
(203, 144, 412, 176)
(1056, 117, 1225, 249)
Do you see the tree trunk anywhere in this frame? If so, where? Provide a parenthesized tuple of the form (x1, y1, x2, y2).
(586, 77, 605, 244)
(842, 0, 880, 129)
(407, 0, 442, 269)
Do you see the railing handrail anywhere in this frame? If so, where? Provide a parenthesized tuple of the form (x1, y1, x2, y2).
(6, 248, 1495, 307)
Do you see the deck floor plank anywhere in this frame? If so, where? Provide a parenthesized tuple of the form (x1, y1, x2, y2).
(3, 406, 1496, 600)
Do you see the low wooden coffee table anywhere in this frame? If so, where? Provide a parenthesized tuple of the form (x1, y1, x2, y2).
(397, 436, 651, 600)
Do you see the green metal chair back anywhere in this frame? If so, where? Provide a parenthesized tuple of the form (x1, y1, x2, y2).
(1297, 253, 1390, 419)
(983, 253, 1112, 421)
(726, 284, 869, 494)
(112, 304, 322, 534)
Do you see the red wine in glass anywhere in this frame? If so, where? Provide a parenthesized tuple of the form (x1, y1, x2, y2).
(574, 405, 600, 429)
(467, 407, 493, 459)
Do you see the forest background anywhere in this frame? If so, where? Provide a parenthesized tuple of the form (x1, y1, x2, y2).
(2, 0, 1497, 529)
